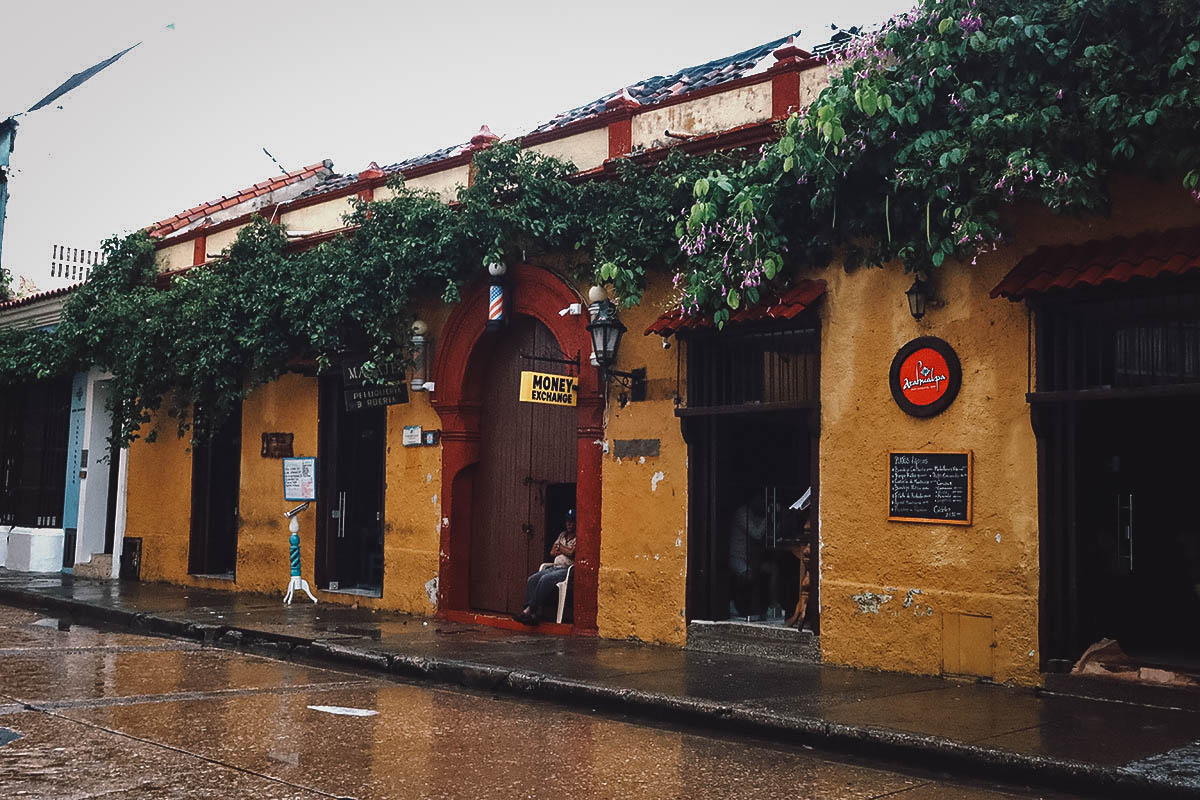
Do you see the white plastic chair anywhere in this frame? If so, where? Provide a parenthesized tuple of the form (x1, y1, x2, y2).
(537, 563, 574, 624)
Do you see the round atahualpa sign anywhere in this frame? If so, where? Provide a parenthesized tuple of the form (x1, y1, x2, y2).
(889, 336, 962, 418)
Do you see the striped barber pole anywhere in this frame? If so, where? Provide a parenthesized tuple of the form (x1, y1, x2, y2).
(486, 282, 504, 331)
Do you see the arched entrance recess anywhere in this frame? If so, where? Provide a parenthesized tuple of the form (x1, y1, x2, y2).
(432, 264, 603, 632)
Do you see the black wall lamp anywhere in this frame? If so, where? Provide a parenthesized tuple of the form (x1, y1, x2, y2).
(906, 273, 929, 321)
(586, 286, 646, 403)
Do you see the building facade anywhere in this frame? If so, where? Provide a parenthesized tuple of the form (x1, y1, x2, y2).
(116, 30, 1200, 688)
(0, 288, 130, 577)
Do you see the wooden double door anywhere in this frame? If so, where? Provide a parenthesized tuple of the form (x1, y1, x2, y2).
(470, 316, 577, 615)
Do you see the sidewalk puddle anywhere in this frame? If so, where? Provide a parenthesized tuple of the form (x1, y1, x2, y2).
(307, 705, 378, 717)
(31, 618, 70, 631)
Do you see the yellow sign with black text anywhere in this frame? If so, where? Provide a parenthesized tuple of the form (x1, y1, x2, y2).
(519, 371, 578, 407)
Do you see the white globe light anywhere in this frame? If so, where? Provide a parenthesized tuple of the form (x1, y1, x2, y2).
(587, 285, 607, 303)
(487, 262, 507, 277)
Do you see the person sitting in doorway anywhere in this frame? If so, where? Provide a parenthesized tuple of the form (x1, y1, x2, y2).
(729, 488, 787, 619)
(514, 509, 576, 626)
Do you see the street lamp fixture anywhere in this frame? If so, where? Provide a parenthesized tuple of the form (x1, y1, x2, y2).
(906, 274, 928, 321)
(586, 287, 646, 402)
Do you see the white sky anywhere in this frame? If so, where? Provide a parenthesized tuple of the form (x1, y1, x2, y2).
(0, 0, 912, 290)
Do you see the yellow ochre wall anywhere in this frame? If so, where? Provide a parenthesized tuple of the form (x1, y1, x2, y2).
(817, 177, 1200, 685)
(595, 281, 690, 646)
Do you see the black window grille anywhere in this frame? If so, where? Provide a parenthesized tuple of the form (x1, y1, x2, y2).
(1036, 288, 1200, 393)
(0, 378, 71, 527)
(683, 325, 819, 411)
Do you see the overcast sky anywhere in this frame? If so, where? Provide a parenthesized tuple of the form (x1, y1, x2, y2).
(0, 0, 912, 290)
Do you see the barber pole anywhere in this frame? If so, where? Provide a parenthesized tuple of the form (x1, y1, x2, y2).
(487, 282, 504, 331)
(486, 261, 507, 332)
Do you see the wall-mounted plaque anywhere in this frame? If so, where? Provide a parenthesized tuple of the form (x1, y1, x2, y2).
(888, 451, 972, 525)
(261, 432, 294, 458)
(890, 336, 962, 418)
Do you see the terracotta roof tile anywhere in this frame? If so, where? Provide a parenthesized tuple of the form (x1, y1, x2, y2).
(645, 279, 826, 336)
(148, 159, 334, 239)
(991, 226, 1200, 300)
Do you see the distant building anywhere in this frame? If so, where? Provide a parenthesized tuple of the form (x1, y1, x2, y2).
(48, 243, 104, 285)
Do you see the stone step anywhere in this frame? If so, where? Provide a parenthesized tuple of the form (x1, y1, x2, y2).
(686, 619, 820, 663)
(73, 554, 113, 580)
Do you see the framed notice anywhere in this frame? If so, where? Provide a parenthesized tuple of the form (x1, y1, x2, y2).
(282, 457, 317, 502)
(888, 451, 972, 525)
(889, 337, 962, 418)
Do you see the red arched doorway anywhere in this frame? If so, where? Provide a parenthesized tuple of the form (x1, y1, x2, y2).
(432, 264, 603, 633)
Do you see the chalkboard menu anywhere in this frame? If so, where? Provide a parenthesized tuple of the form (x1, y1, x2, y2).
(888, 451, 972, 525)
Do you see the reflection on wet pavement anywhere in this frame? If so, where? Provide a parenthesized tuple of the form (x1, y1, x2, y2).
(0, 603, 1073, 799)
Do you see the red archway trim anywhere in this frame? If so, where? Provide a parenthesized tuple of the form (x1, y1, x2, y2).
(432, 264, 603, 633)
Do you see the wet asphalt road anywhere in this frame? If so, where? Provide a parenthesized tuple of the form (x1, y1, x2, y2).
(0, 604, 1083, 799)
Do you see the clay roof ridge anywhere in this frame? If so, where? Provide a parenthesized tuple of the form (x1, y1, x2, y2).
(148, 159, 335, 239)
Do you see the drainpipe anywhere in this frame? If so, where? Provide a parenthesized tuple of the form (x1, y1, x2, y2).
(0, 117, 16, 284)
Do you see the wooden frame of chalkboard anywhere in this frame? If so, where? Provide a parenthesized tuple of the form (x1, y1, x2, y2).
(887, 450, 972, 525)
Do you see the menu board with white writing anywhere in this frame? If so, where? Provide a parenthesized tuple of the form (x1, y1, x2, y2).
(888, 451, 972, 525)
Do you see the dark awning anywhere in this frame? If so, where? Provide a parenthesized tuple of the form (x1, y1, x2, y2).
(644, 279, 826, 336)
(991, 225, 1200, 301)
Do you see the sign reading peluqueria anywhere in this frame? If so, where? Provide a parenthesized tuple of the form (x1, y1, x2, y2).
(519, 371, 577, 407)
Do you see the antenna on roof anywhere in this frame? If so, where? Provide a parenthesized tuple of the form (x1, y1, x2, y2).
(262, 147, 289, 176)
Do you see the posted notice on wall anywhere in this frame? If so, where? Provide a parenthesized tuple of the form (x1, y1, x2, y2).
(519, 371, 578, 407)
(283, 457, 317, 502)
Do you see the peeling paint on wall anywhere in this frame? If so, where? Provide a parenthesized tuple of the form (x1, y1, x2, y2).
(424, 576, 438, 607)
(851, 591, 892, 614)
(902, 588, 923, 608)
(651, 471, 665, 492)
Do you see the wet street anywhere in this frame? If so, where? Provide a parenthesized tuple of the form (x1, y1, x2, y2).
(0, 604, 1081, 799)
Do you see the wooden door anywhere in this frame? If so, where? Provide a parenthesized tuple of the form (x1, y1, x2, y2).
(470, 316, 578, 615)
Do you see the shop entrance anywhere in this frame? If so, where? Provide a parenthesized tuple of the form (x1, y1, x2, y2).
(1035, 285, 1200, 673)
(681, 323, 820, 632)
(317, 376, 386, 595)
(1073, 398, 1200, 665)
(469, 315, 577, 616)
(188, 400, 242, 578)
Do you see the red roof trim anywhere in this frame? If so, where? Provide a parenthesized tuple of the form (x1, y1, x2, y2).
(0, 284, 76, 312)
(147, 159, 333, 239)
(151, 59, 820, 253)
(991, 226, 1200, 300)
(645, 279, 826, 336)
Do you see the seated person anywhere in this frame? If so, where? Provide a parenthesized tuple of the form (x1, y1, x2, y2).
(514, 509, 576, 625)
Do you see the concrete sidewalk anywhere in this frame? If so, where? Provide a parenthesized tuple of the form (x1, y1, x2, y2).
(2, 570, 1199, 798)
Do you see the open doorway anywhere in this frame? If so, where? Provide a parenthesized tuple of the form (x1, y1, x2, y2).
(469, 315, 578, 617)
(687, 411, 813, 626)
(682, 321, 821, 638)
(188, 401, 242, 578)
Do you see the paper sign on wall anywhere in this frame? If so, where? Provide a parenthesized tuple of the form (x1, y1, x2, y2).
(283, 457, 317, 501)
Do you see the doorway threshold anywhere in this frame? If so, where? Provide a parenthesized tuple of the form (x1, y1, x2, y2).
(190, 572, 235, 581)
(686, 619, 819, 663)
(324, 586, 382, 599)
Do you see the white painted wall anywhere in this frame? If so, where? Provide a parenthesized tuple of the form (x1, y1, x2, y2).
(75, 373, 114, 567)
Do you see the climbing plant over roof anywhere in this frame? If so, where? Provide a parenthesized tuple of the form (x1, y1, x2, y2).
(0, 142, 725, 443)
(670, 0, 1200, 325)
